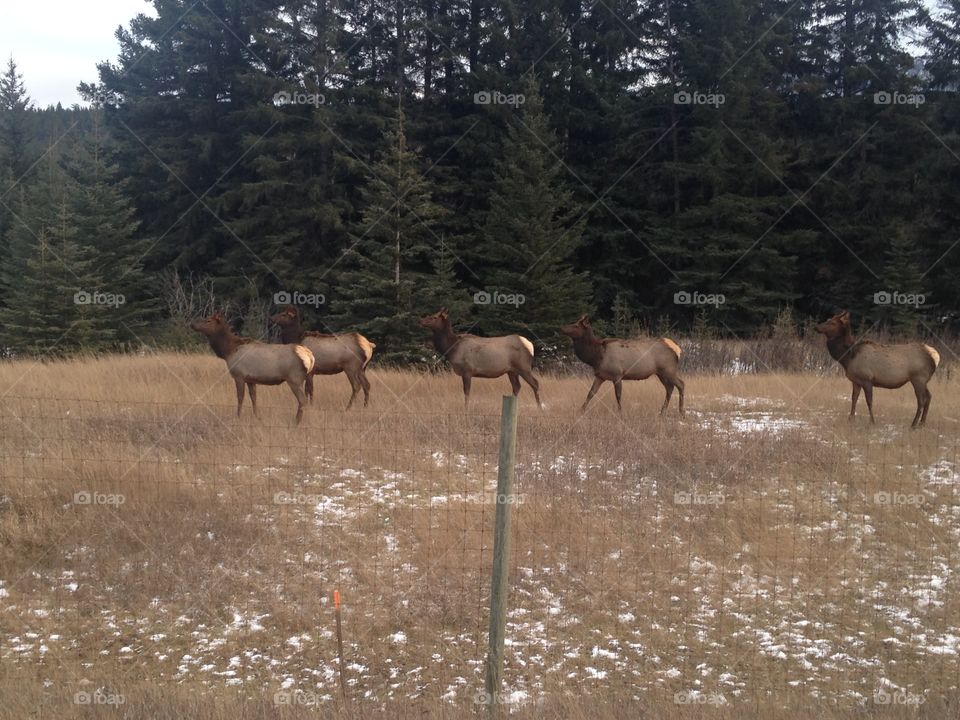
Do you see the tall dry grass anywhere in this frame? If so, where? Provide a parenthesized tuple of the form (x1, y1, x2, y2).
(1, 352, 959, 719)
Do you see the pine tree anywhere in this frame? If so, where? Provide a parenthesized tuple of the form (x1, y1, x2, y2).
(878, 228, 928, 335)
(476, 75, 591, 346)
(0, 56, 33, 180)
(0, 159, 112, 355)
(329, 111, 447, 361)
(61, 115, 154, 346)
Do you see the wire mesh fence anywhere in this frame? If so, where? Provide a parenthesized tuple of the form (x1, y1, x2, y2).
(1, 393, 958, 712)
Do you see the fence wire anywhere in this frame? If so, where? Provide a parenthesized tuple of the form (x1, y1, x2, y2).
(0, 395, 957, 712)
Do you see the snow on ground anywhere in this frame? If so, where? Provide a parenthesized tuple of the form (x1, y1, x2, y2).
(3, 429, 959, 709)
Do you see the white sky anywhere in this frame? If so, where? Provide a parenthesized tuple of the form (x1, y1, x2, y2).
(0, 0, 156, 107)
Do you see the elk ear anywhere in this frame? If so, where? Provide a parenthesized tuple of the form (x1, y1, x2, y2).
(839, 310, 851, 323)
(579, 315, 590, 326)
(438, 308, 449, 319)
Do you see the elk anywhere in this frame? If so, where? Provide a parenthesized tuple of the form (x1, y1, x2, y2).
(815, 310, 940, 428)
(560, 315, 685, 415)
(418, 308, 542, 408)
(269, 305, 375, 409)
(191, 313, 316, 425)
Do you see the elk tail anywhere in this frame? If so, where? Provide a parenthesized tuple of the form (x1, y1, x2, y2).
(923, 344, 941, 369)
(357, 334, 376, 369)
(519, 337, 535, 358)
(661, 337, 682, 361)
(294, 345, 316, 375)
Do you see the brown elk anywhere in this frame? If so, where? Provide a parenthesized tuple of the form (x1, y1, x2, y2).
(269, 306, 375, 409)
(560, 315, 685, 415)
(191, 313, 315, 425)
(815, 310, 940, 428)
(418, 309, 542, 408)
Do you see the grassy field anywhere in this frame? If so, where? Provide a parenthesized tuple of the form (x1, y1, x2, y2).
(1, 351, 959, 718)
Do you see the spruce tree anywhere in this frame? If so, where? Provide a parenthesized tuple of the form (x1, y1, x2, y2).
(0, 160, 112, 355)
(476, 75, 591, 347)
(61, 115, 153, 346)
(329, 111, 446, 361)
(0, 56, 33, 180)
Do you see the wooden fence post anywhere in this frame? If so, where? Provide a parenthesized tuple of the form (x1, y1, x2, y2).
(485, 394, 518, 717)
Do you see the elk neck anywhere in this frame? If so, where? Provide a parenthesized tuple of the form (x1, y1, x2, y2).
(571, 332, 604, 367)
(431, 324, 460, 357)
(825, 328, 856, 368)
(205, 326, 242, 359)
(278, 321, 304, 344)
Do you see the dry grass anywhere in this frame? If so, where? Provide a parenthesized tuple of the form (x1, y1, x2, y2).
(1, 352, 960, 718)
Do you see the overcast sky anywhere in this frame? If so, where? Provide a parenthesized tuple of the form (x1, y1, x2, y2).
(0, 0, 156, 107)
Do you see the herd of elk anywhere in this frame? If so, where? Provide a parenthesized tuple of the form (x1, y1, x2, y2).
(269, 305, 375, 409)
(815, 310, 940, 428)
(192, 307, 941, 428)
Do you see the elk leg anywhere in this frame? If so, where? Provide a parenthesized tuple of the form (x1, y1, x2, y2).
(287, 379, 308, 425)
(910, 380, 925, 429)
(247, 383, 258, 418)
(614, 380, 623, 412)
(921, 387, 932, 426)
(508, 372, 521, 396)
(674, 376, 685, 417)
(461, 375, 472, 410)
(359, 369, 371, 407)
(657, 373, 675, 415)
(582, 377, 604, 411)
(519, 369, 542, 409)
(345, 372, 361, 410)
(305, 375, 315, 404)
(862, 383, 875, 424)
(849, 383, 861, 420)
(235, 378, 245, 417)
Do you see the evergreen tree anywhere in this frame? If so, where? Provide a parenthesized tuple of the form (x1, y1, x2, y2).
(61, 114, 154, 346)
(475, 75, 591, 347)
(0, 56, 34, 180)
(329, 111, 447, 361)
(877, 228, 928, 335)
(0, 159, 112, 354)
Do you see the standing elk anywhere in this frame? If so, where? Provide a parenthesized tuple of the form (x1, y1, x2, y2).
(418, 308, 542, 408)
(191, 313, 315, 425)
(269, 305, 375, 409)
(560, 315, 685, 415)
(815, 310, 940, 428)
